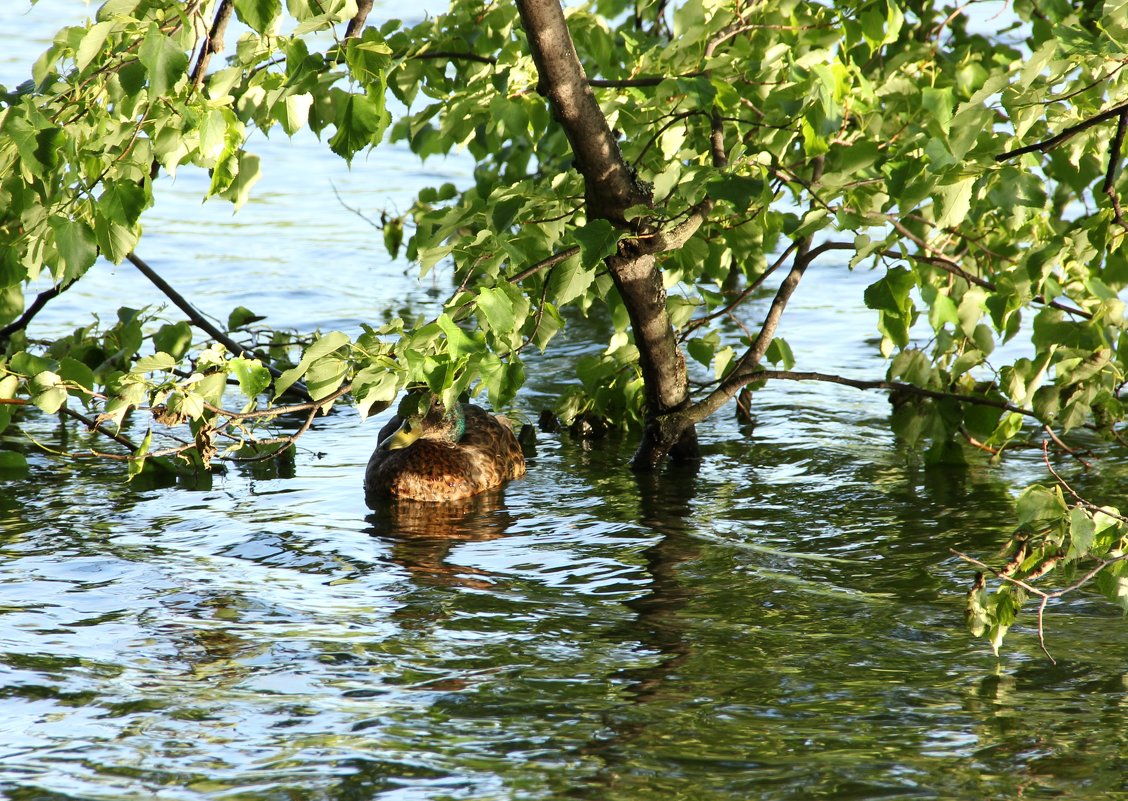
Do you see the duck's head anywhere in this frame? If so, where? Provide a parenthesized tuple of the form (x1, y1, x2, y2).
(379, 396, 465, 450)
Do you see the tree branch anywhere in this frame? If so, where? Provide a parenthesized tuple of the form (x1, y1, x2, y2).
(126, 252, 311, 401)
(632, 200, 714, 255)
(995, 100, 1128, 162)
(1042, 439, 1128, 523)
(189, 0, 233, 92)
(344, 0, 374, 39)
(1103, 110, 1128, 233)
(0, 279, 76, 340)
(516, 0, 651, 223)
(507, 245, 579, 282)
(748, 369, 1039, 419)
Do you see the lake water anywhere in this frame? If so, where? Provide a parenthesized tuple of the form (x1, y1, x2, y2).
(4, 3, 1128, 799)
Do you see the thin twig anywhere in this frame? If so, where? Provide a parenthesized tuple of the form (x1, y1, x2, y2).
(1103, 110, 1128, 233)
(189, 0, 233, 91)
(126, 252, 311, 401)
(59, 405, 138, 450)
(1042, 439, 1128, 523)
(1043, 425, 1092, 470)
(996, 100, 1128, 162)
(0, 280, 76, 340)
(508, 246, 580, 282)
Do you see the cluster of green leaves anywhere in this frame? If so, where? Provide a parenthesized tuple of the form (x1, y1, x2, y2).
(966, 483, 1128, 656)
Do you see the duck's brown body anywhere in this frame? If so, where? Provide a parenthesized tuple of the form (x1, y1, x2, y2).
(364, 403, 525, 503)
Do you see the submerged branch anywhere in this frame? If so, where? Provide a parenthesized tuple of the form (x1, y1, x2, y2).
(749, 369, 1037, 419)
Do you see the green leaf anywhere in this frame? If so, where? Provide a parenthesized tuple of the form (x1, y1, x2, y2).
(170, 390, 205, 420)
(0, 284, 23, 327)
(436, 313, 478, 359)
(329, 89, 391, 162)
(229, 357, 272, 401)
(352, 366, 398, 420)
(764, 337, 795, 370)
(306, 355, 348, 401)
(154, 322, 193, 359)
(234, 0, 282, 33)
(965, 582, 988, 638)
(139, 24, 188, 97)
(0, 375, 18, 400)
(76, 20, 115, 73)
(30, 371, 67, 413)
(227, 306, 264, 330)
(134, 352, 176, 372)
(1015, 484, 1068, 527)
(127, 427, 153, 481)
(58, 357, 95, 393)
(273, 331, 350, 399)
(0, 450, 28, 473)
(708, 175, 765, 209)
(921, 87, 954, 135)
(867, 275, 913, 318)
(546, 253, 595, 306)
(218, 152, 262, 211)
(574, 219, 620, 268)
(383, 217, 403, 259)
(476, 286, 516, 334)
(1067, 506, 1095, 562)
(933, 176, 975, 229)
(49, 216, 98, 283)
(99, 180, 148, 226)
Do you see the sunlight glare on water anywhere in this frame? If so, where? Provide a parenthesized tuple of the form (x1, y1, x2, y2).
(4, 3, 1128, 800)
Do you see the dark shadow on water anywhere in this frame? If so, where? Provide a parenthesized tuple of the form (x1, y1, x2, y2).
(363, 490, 517, 588)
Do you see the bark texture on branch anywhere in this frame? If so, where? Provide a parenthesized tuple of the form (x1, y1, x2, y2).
(516, 0, 651, 223)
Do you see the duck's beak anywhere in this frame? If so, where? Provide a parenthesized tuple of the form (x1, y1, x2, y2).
(380, 419, 423, 450)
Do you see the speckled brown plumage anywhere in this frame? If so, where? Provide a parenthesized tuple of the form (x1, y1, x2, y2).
(364, 403, 526, 503)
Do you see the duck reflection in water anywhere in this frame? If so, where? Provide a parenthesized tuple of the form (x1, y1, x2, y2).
(365, 490, 517, 588)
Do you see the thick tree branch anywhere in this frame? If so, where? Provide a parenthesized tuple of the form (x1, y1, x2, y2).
(344, 0, 373, 39)
(685, 157, 825, 426)
(516, 0, 693, 468)
(0, 280, 76, 340)
(632, 200, 713, 255)
(516, 0, 651, 223)
(681, 241, 800, 337)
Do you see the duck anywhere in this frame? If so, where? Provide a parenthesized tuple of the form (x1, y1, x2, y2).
(364, 398, 526, 503)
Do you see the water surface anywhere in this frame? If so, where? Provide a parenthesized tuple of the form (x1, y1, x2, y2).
(4, 3, 1128, 799)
